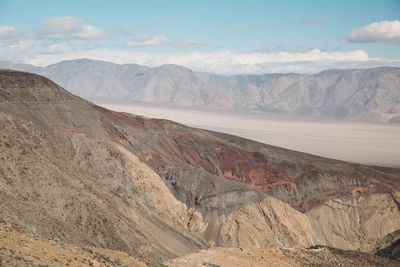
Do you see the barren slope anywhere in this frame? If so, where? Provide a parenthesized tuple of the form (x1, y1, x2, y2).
(0, 70, 400, 264)
(2, 223, 399, 267)
(165, 246, 400, 267)
(0, 223, 148, 267)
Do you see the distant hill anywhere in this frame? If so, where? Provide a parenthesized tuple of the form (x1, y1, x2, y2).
(1, 59, 400, 122)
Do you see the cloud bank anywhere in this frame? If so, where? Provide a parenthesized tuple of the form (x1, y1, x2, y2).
(173, 40, 207, 49)
(23, 48, 400, 75)
(1, 17, 400, 75)
(125, 33, 168, 47)
(346, 20, 400, 43)
(35, 16, 109, 40)
(0, 25, 20, 40)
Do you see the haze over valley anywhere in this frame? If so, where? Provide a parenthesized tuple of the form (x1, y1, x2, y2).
(2, 58, 400, 167)
(1, 59, 400, 124)
(99, 103, 400, 167)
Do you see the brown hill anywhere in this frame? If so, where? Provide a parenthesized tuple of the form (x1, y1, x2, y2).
(0, 223, 147, 266)
(0, 69, 400, 265)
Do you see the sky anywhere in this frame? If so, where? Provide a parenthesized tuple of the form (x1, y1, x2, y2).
(0, 0, 399, 74)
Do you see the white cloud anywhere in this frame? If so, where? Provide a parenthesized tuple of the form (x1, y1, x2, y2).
(35, 16, 109, 40)
(260, 44, 342, 53)
(22, 48, 400, 75)
(346, 20, 400, 43)
(47, 43, 73, 54)
(257, 44, 312, 53)
(0, 25, 20, 40)
(1, 21, 397, 74)
(125, 35, 206, 49)
(0, 39, 43, 60)
(125, 33, 168, 47)
(173, 40, 207, 49)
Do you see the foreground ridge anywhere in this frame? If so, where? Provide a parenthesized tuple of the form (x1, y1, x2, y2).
(0, 69, 399, 265)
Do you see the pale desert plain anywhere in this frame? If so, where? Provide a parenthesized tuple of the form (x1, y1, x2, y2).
(99, 103, 400, 168)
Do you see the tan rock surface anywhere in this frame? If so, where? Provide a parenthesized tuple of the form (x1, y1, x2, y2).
(307, 193, 400, 252)
(165, 246, 400, 267)
(0, 223, 148, 267)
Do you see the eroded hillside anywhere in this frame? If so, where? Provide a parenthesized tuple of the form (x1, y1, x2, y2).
(0, 70, 400, 265)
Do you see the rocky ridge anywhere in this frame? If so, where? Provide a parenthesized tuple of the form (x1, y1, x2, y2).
(0, 69, 400, 265)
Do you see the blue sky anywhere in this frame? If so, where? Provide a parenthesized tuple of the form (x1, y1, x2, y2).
(0, 0, 399, 74)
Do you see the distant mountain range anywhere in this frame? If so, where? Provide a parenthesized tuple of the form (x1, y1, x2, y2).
(1, 59, 400, 122)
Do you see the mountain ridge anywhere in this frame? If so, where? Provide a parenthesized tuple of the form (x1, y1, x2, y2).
(1, 59, 399, 123)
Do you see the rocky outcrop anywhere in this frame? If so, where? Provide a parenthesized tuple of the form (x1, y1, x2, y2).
(1, 70, 400, 264)
(307, 192, 400, 252)
(375, 230, 400, 261)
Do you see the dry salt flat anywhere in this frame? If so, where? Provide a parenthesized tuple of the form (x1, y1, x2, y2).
(99, 103, 400, 168)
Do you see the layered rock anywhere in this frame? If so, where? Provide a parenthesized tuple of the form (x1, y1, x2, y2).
(0, 70, 399, 264)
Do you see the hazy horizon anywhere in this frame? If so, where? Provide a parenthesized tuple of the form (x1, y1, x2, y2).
(3, 57, 400, 76)
(1, 0, 399, 74)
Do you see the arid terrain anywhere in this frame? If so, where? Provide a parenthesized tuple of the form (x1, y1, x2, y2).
(1, 69, 400, 266)
(99, 103, 400, 167)
(1, 223, 398, 267)
(165, 246, 400, 267)
(0, 223, 147, 267)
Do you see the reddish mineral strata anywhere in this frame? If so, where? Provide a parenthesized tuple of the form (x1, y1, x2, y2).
(170, 132, 295, 191)
(103, 105, 400, 212)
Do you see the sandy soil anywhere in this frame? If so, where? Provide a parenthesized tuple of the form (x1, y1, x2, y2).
(165, 246, 400, 267)
(98, 103, 400, 167)
(0, 223, 147, 267)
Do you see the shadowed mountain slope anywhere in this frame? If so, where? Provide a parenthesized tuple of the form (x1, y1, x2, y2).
(0, 70, 400, 265)
(1, 59, 400, 123)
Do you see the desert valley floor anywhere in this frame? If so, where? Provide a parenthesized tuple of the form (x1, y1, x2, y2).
(99, 103, 400, 168)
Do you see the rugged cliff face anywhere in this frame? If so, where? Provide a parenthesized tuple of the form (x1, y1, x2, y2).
(0, 70, 399, 264)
